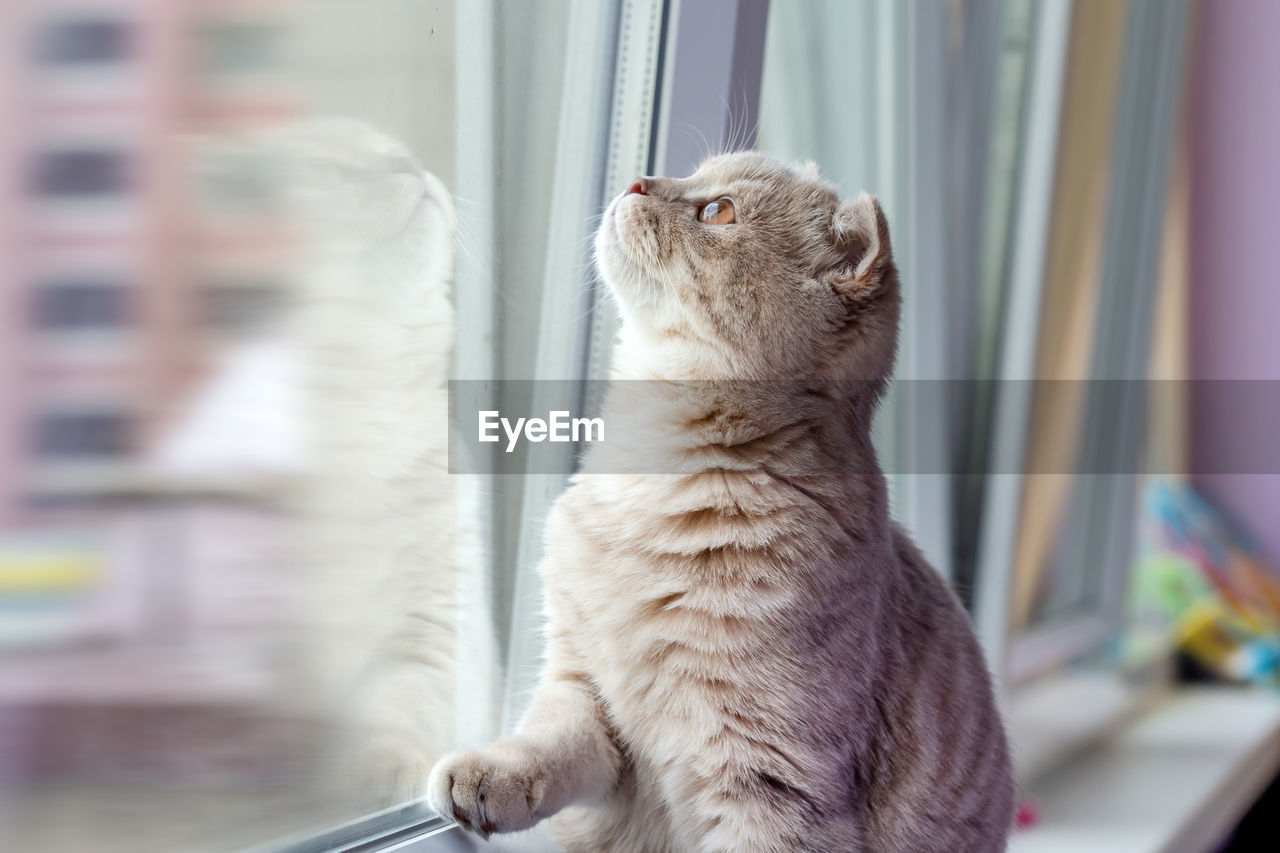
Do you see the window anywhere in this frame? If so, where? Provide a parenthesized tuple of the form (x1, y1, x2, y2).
(759, 0, 955, 576)
(5, 0, 672, 849)
(968, 0, 1191, 691)
(196, 21, 279, 76)
(2, 0, 1198, 849)
(32, 279, 131, 331)
(758, 0, 1192, 780)
(200, 279, 285, 333)
(189, 146, 281, 213)
(31, 148, 130, 198)
(38, 18, 133, 66)
(31, 411, 132, 459)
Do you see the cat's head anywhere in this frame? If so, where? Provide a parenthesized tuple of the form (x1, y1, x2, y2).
(595, 151, 899, 384)
(190, 119, 454, 320)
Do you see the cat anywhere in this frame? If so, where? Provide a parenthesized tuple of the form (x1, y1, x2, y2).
(275, 119, 487, 808)
(429, 152, 1013, 851)
(188, 119, 482, 810)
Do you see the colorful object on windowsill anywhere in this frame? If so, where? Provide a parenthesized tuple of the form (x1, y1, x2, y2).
(1126, 479, 1280, 688)
(1014, 799, 1040, 831)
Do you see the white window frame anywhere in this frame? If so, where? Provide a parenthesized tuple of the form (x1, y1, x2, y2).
(973, 0, 1192, 695)
(969, 0, 1193, 791)
(971, 0, 1077, 682)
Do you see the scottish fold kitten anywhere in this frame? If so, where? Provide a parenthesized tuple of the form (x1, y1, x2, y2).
(429, 152, 1012, 851)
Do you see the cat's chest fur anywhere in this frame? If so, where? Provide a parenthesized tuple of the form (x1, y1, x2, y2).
(540, 472, 886, 807)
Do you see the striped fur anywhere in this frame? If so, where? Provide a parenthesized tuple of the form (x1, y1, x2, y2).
(430, 153, 1012, 851)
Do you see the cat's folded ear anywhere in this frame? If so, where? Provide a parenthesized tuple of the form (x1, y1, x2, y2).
(823, 193, 893, 301)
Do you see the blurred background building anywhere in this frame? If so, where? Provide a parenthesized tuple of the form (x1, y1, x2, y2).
(1, 0, 292, 522)
(0, 2, 309, 847)
(1, 0, 472, 844)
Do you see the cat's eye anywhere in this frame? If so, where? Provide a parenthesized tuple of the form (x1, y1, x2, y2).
(699, 197, 737, 225)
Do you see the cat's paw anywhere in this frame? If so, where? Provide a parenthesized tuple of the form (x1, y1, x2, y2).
(427, 744, 547, 839)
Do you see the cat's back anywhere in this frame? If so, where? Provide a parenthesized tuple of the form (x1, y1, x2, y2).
(863, 526, 1014, 851)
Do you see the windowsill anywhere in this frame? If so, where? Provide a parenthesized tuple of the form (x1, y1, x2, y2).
(1007, 667, 1161, 783)
(1010, 686, 1280, 853)
(258, 801, 563, 853)
(395, 825, 563, 852)
(278, 687, 1280, 852)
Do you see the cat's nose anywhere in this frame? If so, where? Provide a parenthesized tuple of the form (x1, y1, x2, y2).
(626, 178, 649, 196)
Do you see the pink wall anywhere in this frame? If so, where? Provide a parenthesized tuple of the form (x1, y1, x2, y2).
(1189, 0, 1280, 562)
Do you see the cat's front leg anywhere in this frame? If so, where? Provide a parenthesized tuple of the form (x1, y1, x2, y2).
(428, 675, 620, 839)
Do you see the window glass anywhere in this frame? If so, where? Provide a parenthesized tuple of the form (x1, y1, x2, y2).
(759, 0, 954, 573)
(1, 0, 1194, 846)
(759, 0, 884, 195)
(200, 279, 285, 334)
(1, 0, 600, 849)
(758, 0, 1187, 684)
(197, 21, 280, 76)
(950, 0, 1036, 603)
(1006, 0, 1130, 634)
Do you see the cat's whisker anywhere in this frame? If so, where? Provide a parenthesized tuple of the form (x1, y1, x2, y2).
(720, 92, 744, 154)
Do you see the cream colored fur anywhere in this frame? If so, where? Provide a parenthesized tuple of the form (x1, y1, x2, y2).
(430, 153, 1012, 851)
